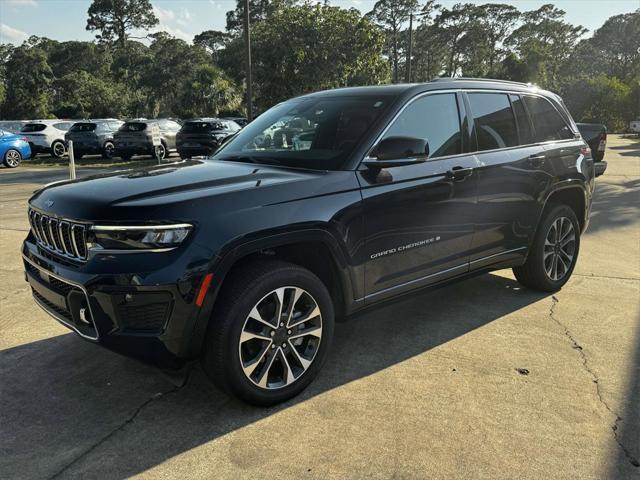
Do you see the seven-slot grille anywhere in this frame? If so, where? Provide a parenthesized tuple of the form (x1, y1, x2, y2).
(28, 208, 88, 260)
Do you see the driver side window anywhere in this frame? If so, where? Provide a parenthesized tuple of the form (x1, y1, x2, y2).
(382, 93, 462, 159)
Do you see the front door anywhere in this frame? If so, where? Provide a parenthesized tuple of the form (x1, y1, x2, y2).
(357, 92, 478, 304)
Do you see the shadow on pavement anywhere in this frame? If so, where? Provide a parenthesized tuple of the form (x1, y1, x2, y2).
(611, 312, 640, 477)
(0, 273, 551, 478)
(587, 178, 640, 234)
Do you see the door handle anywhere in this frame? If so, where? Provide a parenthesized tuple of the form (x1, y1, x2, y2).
(446, 166, 474, 180)
(528, 154, 546, 167)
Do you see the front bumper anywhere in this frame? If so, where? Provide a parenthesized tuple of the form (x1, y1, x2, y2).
(22, 236, 214, 368)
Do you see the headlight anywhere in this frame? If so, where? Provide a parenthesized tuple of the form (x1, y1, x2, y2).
(87, 224, 193, 251)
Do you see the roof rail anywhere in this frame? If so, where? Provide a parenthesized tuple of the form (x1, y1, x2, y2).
(430, 77, 533, 87)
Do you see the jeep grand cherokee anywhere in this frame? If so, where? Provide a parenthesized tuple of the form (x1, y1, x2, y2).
(23, 79, 594, 405)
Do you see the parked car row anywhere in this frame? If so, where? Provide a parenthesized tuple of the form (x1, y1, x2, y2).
(0, 116, 248, 166)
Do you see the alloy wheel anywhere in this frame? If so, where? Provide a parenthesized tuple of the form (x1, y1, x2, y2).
(238, 286, 323, 390)
(52, 141, 66, 158)
(543, 216, 576, 281)
(103, 142, 115, 158)
(5, 149, 21, 167)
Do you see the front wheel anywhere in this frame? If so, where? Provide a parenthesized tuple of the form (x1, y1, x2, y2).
(202, 260, 334, 405)
(3, 149, 22, 168)
(514, 204, 580, 292)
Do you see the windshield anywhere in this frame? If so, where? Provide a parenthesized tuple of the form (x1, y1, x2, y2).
(212, 95, 390, 170)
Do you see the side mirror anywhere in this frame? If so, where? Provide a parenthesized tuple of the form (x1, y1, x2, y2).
(364, 136, 429, 169)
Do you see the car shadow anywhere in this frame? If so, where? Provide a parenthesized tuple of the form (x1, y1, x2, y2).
(0, 272, 552, 478)
(611, 314, 640, 477)
(587, 178, 640, 234)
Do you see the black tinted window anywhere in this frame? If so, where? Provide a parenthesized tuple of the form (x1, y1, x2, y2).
(120, 122, 147, 132)
(181, 121, 223, 133)
(523, 96, 574, 142)
(70, 123, 97, 132)
(509, 95, 534, 145)
(21, 123, 47, 132)
(383, 93, 461, 158)
(469, 93, 518, 151)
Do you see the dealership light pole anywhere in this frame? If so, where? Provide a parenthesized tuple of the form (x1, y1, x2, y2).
(243, 0, 253, 121)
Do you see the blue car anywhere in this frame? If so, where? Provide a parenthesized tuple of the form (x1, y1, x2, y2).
(0, 129, 31, 168)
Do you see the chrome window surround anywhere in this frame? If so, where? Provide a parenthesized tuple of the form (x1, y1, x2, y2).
(23, 254, 99, 341)
(359, 88, 580, 167)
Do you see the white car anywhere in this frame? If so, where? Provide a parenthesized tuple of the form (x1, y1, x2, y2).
(630, 119, 640, 133)
(20, 120, 75, 158)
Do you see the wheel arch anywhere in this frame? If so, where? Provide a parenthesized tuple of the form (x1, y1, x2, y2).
(188, 228, 358, 356)
(541, 183, 587, 233)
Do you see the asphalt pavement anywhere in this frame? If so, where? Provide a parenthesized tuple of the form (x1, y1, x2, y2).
(0, 135, 638, 479)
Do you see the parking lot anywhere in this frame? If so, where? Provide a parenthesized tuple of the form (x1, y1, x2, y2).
(0, 135, 638, 479)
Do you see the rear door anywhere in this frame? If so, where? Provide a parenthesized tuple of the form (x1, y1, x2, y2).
(467, 91, 547, 268)
(357, 92, 479, 303)
(523, 95, 588, 176)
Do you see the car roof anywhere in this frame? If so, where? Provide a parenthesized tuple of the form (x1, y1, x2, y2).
(298, 78, 550, 100)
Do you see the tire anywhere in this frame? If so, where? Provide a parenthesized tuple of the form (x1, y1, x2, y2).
(201, 260, 335, 406)
(154, 143, 167, 160)
(513, 204, 580, 292)
(102, 141, 115, 159)
(3, 149, 22, 168)
(51, 140, 66, 159)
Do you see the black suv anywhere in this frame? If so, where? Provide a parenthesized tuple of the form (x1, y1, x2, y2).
(65, 119, 124, 159)
(113, 119, 181, 160)
(176, 118, 241, 158)
(23, 79, 594, 405)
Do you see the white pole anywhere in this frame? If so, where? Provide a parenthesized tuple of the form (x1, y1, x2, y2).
(68, 140, 76, 180)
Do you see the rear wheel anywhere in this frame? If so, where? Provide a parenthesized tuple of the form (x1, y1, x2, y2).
(202, 260, 334, 405)
(154, 143, 167, 160)
(514, 204, 580, 292)
(51, 140, 66, 159)
(102, 141, 115, 159)
(3, 149, 22, 168)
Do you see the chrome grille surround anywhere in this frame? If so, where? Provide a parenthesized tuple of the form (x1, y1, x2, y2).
(28, 208, 88, 261)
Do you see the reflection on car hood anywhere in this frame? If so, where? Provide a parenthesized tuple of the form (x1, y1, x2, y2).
(29, 159, 322, 221)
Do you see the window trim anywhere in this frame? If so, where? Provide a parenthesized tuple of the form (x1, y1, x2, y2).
(467, 91, 520, 153)
(361, 89, 465, 165)
(358, 88, 580, 169)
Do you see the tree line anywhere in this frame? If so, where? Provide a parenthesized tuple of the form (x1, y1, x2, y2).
(0, 0, 638, 131)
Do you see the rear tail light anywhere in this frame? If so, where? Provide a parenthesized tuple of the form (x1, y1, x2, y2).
(21, 137, 28, 142)
(580, 146, 592, 157)
(598, 132, 607, 151)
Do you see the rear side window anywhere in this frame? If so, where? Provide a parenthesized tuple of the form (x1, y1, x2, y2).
(53, 122, 73, 130)
(523, 96, 574, 142)
(120, 122, 147, 132)
(382, 93, 462, 158)
(468, 93, 518, 151)
(70, 123, 97, 132)
(21, 123, 46, 132)
(509, 95, 534, 145)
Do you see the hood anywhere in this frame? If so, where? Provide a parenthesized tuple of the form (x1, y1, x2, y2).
(29, 159, 325, 223)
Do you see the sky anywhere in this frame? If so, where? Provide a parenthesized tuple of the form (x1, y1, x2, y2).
(0, 0, 638, 45)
